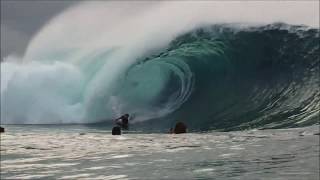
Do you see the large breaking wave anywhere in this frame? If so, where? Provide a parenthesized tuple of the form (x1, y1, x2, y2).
(1, 2, 319, 130)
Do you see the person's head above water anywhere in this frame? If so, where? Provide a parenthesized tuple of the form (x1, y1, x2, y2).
(174, 122, 187, 134)
(124, 114, 129, 118)
(112, 126, 121, 135)
(0, 126, 4, 133)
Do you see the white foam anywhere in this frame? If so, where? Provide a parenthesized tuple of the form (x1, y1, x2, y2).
(1, 1, 318, 124)
(194, 168, 215, 173)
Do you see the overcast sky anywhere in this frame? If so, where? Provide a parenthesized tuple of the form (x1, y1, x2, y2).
(1, 1, 78, 60)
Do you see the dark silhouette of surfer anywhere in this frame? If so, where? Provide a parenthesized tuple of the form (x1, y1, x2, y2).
(112, 126, 121, 135)
(115, 114, 129, 130)
(170, 122, 187, 134)
(0, 126, 4, 133)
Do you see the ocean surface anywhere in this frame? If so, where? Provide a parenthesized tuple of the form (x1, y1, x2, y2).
(2, 23, 319, 129)
(1, 2, 319, 179)
(1, 125, 319, 180)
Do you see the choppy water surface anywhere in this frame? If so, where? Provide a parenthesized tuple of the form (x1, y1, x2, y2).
(0, 125, 319, 180)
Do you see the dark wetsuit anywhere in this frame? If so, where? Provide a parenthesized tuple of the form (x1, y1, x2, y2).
(116, 116, 129, 130)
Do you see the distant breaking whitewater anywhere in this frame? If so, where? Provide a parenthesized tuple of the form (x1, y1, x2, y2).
(1, 2, 319, 130)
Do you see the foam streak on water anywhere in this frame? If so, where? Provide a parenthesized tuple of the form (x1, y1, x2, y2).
(0, 125, 319, 179)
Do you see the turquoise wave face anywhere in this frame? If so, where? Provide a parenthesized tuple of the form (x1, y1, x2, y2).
(128, 23, 319, 131)
(1, 23, 319, 131)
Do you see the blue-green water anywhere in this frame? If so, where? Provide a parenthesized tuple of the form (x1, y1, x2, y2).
(2, 24, 319, 131)
(1, 2, 319, 179)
